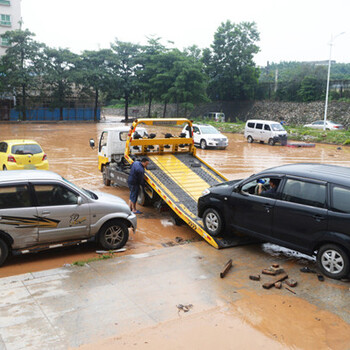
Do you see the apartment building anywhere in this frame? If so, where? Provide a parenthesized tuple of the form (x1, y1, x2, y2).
(0, 0, 21, 56)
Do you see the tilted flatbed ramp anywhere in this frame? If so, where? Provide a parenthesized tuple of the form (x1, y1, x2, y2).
(125, 118, 256, 249)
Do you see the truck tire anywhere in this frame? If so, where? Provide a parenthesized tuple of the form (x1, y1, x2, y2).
(103, 166, 111, 186)
(317, 244, 350, 279)
(203, 208, 224, 237)
(137, 186, 150, 206)
(0, 238, 9, 266)
(268, 138, 275, 146)
(247, 136, 253, 143)
(98, 220, 129, 250)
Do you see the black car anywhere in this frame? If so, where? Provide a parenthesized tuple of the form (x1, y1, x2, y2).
(198, 163, 350, 279)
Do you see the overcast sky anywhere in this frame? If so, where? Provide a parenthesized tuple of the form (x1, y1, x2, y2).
(21, 0, 350, 67)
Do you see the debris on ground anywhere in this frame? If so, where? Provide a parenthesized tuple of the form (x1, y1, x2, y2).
(176, 304, 193, 314)
(220, 259, 233, 278)
(317, 274, 325, 282)
(263, 273, 288, 289)
(175, 237, 183, 243)
(249, 274, 260, 281)
(274, 282, 282, 289)
(285, 279, 298, 287)
(262, 264, 285, 276)
(285, 286, 297, 294)
(96, 248, 126, 254)
(300, 267, 316, 273)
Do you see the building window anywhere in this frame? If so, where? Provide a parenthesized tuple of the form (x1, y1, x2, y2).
(0, 37, 9, 46)
(0, 0, 10, 5)
(0, 14, 11, 26)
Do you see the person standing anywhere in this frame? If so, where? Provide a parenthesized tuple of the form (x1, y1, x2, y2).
(127, 157, 149, 214)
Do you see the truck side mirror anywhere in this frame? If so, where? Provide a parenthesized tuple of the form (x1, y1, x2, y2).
(89, 138, 95, 149)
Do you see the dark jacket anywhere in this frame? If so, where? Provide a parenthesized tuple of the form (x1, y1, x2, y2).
(128, 161, 145, 186)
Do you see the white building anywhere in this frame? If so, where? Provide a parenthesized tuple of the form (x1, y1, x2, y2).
(0, 0, 21, 56)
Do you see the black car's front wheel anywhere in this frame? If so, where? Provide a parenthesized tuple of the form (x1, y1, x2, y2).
(317, 244, 350, 279)
(99, 220, 129, 250)
(203, 208, 224, 237)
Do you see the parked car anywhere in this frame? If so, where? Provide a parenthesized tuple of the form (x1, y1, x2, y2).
(244, 120, 288, 145)
(0, 139, 49, 170)
(182, 124, 228, 149)
(203, 112, 226, 122)
(303, 120, 344, 130)
(0, 170, 136, 266)
(198, 163, 350, 279)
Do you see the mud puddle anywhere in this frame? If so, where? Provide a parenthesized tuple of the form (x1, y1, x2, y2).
(1, 119, 350, 278)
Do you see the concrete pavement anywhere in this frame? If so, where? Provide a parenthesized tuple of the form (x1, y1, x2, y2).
(0, 241, 349, 349)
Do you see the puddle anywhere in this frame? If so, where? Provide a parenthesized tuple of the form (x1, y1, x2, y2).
(0, 119, 350, 278)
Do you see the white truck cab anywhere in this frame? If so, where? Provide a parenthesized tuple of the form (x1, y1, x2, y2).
(97, 127, 147, 171)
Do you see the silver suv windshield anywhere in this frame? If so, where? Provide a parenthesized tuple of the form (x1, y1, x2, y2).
(62, 177, 97, 199)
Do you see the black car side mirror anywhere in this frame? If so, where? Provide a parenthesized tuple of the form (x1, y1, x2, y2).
(89, 138, 95, 149)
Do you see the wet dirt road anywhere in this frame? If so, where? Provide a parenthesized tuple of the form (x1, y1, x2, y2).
(0, 119, 349, 277)
(1, 118, 350, 350)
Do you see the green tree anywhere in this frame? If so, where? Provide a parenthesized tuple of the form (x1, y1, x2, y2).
(1, 29, 44, 120)
(138, 37, 166, 117)
(76, 49, 114, 121)
(41, 47, 79, 120)
(110, 40, 141, 121)
(168, 50, 208, 116)
(205, 20, 260, 101)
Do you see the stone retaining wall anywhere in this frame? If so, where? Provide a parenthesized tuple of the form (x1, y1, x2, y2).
(103, 101, 350, 127)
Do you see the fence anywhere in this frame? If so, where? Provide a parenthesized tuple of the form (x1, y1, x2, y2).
(0, 108, 101, 121)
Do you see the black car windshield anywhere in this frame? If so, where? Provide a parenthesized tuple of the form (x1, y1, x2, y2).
(200, 126, 221, 134)
(271, 124, 285, 131)
(12, 144, 42, 155)
(62, 177, 97, 199)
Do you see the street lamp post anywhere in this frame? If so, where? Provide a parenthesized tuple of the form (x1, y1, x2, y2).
(323, 32, 345, 131)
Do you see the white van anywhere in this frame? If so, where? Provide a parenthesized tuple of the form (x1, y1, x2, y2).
(244, 120, 287, 146)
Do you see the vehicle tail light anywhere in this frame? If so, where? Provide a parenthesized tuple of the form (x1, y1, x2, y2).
(42, 154, 47, 161)
(7, 155, 16, 163)
(334, 126, 339, 129)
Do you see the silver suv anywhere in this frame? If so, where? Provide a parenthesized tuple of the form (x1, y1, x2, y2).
(0, 170, 137, 266)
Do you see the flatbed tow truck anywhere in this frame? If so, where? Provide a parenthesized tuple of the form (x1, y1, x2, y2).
(93, 118, 251, 249)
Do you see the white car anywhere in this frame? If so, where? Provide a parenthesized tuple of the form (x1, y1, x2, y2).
(182, 124, 228, 149)
(303, 120, 344, 130)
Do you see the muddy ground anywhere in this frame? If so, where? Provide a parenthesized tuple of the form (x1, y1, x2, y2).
(1, 117, 350, 349)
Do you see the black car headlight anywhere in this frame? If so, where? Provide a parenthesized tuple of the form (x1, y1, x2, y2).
(201, 188, 210, 197)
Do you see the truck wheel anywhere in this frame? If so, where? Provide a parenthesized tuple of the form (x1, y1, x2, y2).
(317, 244, 350, 279)
(247, 136, 253, 143)
(200, 139, 207, 149)
(137, 186, 150, 206)
(98, 220, 129, 250)
(0, 238, 9, 266)
(268, 138, 275, 146)
(3, 165, 7, 171)
(103, 167, 111, 186)
(203, 208, 224, 237)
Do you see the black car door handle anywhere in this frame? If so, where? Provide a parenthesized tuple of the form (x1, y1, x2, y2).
(263, 204, 273, 213)
(313, 214, 325, 222)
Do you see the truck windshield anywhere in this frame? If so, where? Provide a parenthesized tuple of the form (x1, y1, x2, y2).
(201, 126, 220, 134)
(271, 124, 285, 131)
